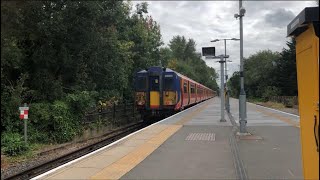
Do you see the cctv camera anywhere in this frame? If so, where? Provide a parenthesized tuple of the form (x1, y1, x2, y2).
(240, 7, 246, 16)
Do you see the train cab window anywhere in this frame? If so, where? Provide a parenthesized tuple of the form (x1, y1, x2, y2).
(135, 76, 146, 91)
(149, 76, 160, 91)
(183, 82, 187, 93)
(164, 74, 175, 91)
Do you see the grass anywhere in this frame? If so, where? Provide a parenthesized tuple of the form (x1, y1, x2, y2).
(2, 143, 50, 165)
(262, 101, 286, 109)
(247, 98, 286, 109)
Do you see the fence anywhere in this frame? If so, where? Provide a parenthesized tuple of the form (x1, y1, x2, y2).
(83, 101, 140, 125)
(269, 96, 298, 107)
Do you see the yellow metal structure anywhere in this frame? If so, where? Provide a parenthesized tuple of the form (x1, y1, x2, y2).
(287, 7, 319, 180)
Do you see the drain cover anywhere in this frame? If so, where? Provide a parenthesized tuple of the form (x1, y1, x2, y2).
(185, 133, 215, 141)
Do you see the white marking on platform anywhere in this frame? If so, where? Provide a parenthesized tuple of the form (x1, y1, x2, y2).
(185, 133, 216, 141)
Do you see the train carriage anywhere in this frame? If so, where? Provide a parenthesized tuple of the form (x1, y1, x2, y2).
(135, 66, 216, 119)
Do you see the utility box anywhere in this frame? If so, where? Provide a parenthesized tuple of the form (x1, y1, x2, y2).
(287, 7, 319, 180)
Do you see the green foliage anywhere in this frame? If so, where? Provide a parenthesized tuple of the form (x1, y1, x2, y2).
(66, 91, 98, 118)
(51, 101, 78, 143)
(28, 102, 52, 143)
(260, 86, 281, 101)
(1, 73, 29, 133)
(227, 71, 240, 97)
(167, 36, 219, 91)
(273, 40, 297, 96)
(228, 39, 297, 100)
(1, 1, 218, 155)
(1, 132, 29, 156)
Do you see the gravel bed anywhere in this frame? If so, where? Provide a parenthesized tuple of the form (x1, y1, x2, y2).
(1, 122, 140, 180)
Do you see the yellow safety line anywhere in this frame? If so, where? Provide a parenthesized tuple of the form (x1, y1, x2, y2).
(90, 100, 210, 180)
(255, 108, 300, 128)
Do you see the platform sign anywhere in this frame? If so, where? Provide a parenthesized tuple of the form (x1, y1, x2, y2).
(19, 106, 29, 120)
(19, 103, 29, 144)
(202, 47, 215, 57)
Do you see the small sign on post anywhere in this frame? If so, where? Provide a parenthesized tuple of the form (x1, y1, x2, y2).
(19, 103, 29, 144)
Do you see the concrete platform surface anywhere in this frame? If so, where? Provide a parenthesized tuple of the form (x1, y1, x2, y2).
(32, 97, 302, 180)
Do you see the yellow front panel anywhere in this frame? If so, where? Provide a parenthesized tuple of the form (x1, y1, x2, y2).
(163, 91, 177, 105)
(296, 24, 319, 180)
(150, 91, 160, 108)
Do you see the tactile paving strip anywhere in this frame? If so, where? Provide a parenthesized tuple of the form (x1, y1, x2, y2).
(185, 133, 216, 141)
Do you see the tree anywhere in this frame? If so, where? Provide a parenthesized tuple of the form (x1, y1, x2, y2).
(274, 40, 297, 96)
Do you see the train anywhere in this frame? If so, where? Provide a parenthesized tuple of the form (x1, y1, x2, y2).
(134, 66, 216, 119)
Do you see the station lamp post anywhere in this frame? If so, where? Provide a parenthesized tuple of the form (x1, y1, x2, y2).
(234, 0, 248, 134)
(210, 38, 240, 113)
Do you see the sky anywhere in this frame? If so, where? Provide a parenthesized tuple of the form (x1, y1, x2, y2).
(132, 1, 316, 85)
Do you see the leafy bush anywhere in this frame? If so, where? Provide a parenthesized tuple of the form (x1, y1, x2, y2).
(262, 86, 280, 102)
(28, 103, 52, 143)
(284, 98, 295, 108)
(66, 91, 97, 118)
(2, 132, 29, 156)
(51, 100, 78, 143)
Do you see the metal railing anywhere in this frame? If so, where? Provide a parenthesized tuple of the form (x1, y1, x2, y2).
(83, 101, 140, 125)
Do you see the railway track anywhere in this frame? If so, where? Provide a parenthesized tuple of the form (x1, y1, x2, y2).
(4, 122, 145, 180)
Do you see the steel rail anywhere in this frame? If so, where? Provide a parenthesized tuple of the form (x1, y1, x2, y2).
(4, 122, 145, 180)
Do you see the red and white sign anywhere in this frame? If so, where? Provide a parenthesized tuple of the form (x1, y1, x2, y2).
(19, 106, 29, 120)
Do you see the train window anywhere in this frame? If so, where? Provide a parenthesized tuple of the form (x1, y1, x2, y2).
(149, 76, 159, 91)
(135, 76, 146, 91)
(164, 76, 175, 90)
(183, 82, 187, 93)
(190, 84, 195, 94)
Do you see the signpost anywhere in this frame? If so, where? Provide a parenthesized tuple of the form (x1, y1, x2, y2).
(202, 48, 229, 122)
(19, 103, 29, 144)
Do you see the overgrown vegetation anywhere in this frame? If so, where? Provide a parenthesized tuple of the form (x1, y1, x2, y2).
(228, 40, 297, 101)
(1, 1, 218, 156)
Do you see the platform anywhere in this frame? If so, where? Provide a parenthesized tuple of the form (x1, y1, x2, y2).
(33, 97, 302, 180)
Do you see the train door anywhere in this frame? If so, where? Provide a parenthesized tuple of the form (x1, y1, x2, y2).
(149, 76, 160, 109)
(188, 81, 190, 105)
(195, 84, 198, 103)
(183, 80, 188, 107)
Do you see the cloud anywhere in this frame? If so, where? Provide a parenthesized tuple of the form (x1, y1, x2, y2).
(264, 8, 295, 28)
(132, 1, 316, 85)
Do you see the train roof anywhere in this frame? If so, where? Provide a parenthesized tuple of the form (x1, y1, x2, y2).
(164, 68, 212, 91)
(136, 66, 214, 91)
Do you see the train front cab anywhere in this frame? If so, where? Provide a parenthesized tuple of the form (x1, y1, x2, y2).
(287, 7, 319, 180)
(135, 70, 147, 110)
(162, 71, 180, 112)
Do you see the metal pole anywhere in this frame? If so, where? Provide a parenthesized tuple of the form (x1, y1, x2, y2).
(239, 0, 247, 133)
(220, 57, 226, 122)
(24, 103, 27, 144)
(224, 39, 227, 80)
(224, 39, 230, 113)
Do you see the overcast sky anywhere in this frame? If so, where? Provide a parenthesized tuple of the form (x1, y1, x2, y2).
(132, 1, 316, 85)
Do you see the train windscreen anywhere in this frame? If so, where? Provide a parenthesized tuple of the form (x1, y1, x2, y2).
(164, 75, 175, 91)
(135, 76, 146, 91)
